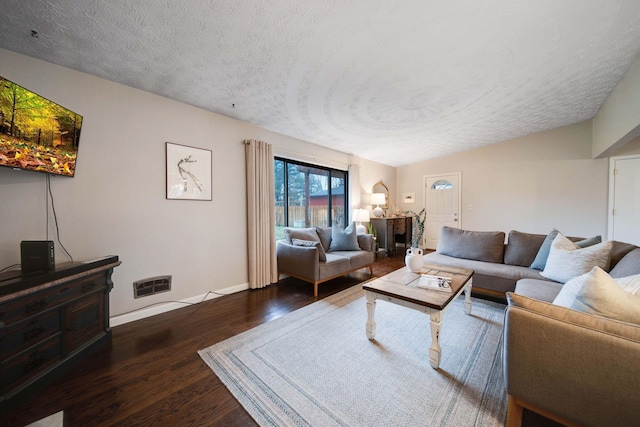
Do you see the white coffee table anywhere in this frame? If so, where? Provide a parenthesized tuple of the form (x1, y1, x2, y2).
(362, 264, 474, 369)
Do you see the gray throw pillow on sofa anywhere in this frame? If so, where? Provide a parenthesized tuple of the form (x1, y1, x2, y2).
(291, 238, 327, 262)
(575, 235, 602, 248)
(284, 227, 321, 245)
(530, 229, 560, 270)
(315, 226, 333, 253)
(436, 226, 505, 263)
(329, 222, 359, 251)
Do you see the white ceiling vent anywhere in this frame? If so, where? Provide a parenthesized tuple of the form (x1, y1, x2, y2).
(133, 276, 172, 298)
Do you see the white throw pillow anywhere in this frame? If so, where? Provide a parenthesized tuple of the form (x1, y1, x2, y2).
(551, 271, 590, 306)
(616, 273, 640, 296)
(553, 267, 640, 324)
(540, 234, 612, 283)
(553, 272, 640, 307)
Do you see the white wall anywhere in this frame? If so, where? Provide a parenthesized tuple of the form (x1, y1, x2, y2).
(0, 48, 390, 323)
(356, 156, 396, 211)
(397, 121, 609, 238)
(611, 136, 640, 157)
(592, 56, 640, 158)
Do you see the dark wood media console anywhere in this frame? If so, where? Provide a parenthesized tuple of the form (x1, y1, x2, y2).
(0, 256, 120, 413)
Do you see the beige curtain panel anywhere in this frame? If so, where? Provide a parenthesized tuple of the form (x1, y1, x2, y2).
(245, 139, 278, 289)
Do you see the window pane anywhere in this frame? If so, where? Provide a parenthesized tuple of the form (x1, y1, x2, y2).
(274, 158, 348, 233)
(274, 159, 286, 240)
(431, 179, 453, 190)
(287, 164, 307, 227)
(287, 164, 330, 228)
(331, 172, 346, 227)
(309, 169, 330, 228)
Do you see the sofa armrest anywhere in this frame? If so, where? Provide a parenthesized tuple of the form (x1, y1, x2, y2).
(276, 241, 320, 281)
(503, 293, 640, 427)
(357, 234, 375, 252)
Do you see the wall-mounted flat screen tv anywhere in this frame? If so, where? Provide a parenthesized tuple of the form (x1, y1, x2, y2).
(0, 75, 82, 177)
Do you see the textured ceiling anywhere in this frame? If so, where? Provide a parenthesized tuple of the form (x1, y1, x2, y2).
(1, 1, 640, 166)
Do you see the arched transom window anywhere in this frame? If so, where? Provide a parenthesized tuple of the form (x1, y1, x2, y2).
(431, 179, 453, 190)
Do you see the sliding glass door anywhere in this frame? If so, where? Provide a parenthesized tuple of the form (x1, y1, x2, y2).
(274, 158, 347, 239)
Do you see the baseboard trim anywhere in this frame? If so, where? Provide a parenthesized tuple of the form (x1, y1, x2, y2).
(109, 282, 250, 327)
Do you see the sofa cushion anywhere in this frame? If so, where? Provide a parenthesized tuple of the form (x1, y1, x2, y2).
(291, 238, 326, 262)
(514, 279, 563, 303)
(284, 227, 321, 245)
(329, 250, 373, 270)
(529, 229, 560, 270)
(424, 252, 545, 281)
(315, 226, 333, 252)
(318, 254, 350, 280)
(436, 227, 505, 263)
(540, 234, 612, 283)
(610, 241, 638, 271)
(553, 267, 640, 325)
(329, 222, 359, 251)
(504, 230, 546, 267)
(609, 248, 640, 278)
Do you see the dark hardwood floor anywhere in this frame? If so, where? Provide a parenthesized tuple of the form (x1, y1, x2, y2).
(2, 252, 406, 426)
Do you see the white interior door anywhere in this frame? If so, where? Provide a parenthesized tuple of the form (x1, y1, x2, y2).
(609, 156, 640, 245)
(424, 173, 461, 250)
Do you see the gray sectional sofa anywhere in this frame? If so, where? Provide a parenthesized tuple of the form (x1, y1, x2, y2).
(424, 226, 640, 426)
(276, 226, 375, 297)
(422, 226, 638, 300)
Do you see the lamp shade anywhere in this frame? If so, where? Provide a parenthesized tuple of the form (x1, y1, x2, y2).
(352, 208, 370, 223)
(371, 193, 386, 206)
(353, 208, 370, 234)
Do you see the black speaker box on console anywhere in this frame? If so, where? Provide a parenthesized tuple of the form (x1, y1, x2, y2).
(20, 241, 55, 272)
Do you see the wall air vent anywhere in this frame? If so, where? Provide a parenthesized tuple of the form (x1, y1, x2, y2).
(133, 275, 172, 298)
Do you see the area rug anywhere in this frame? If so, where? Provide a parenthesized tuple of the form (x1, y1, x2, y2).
(198, 284, 507, 426)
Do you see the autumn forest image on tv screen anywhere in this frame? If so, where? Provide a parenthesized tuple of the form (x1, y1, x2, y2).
(0, 76, 83, 177)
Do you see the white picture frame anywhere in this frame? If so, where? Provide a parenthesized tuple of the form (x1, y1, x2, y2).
(166, 142, 212, 201)
(403, 192, 415, 204)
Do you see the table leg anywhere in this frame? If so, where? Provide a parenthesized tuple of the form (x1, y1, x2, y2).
(464, 278, 473, 315)
(365, 291, 377, 340)
(429, 311, 442, 369)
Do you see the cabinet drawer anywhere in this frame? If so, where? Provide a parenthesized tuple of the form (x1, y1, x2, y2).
(0, 272, 106, 326)
(67, 292, 104, 353)
(0, 333, 62, 393)
(0, 311, 61, 359)
(393, 220, 407, 233)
